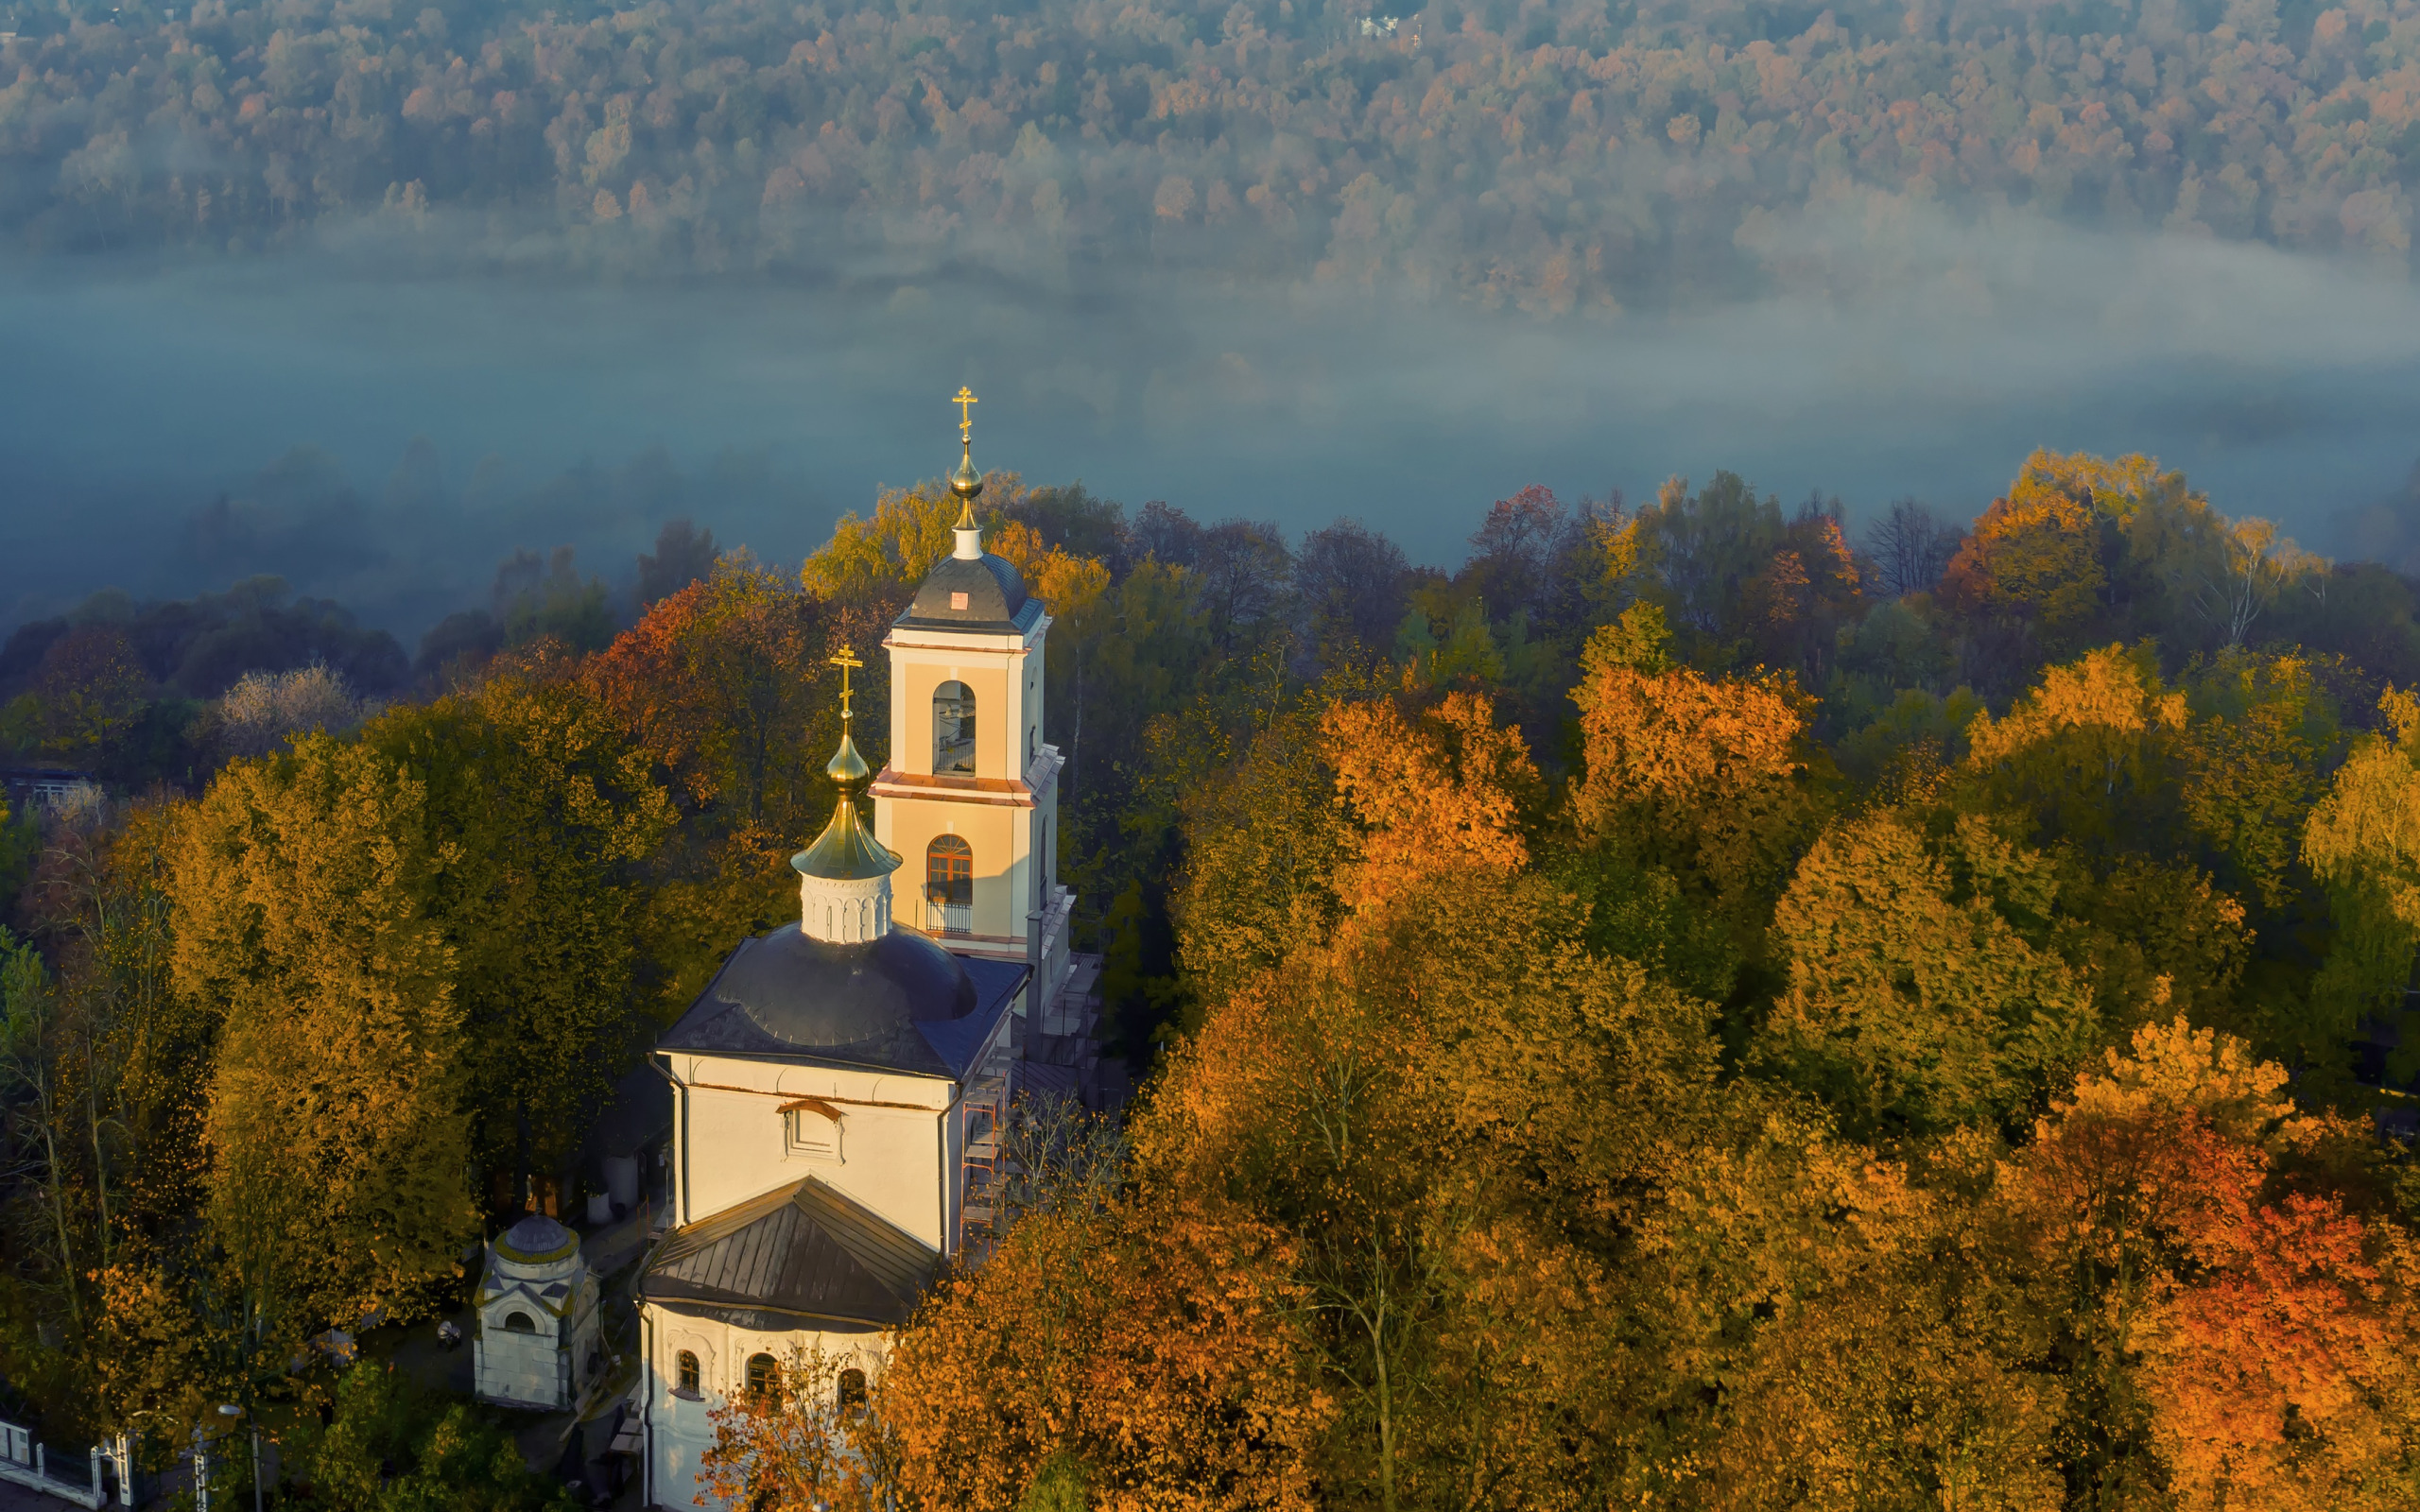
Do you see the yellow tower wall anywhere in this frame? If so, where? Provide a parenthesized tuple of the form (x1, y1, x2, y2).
(876, 616, 1054, 958)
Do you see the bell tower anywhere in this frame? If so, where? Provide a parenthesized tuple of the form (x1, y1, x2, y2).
(871, 391, 1073, 1010)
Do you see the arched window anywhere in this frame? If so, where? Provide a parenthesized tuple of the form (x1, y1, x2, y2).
(926, 835, 973, 908)
(504, 1311, 536, 1334)
(933, 681, 976, 774)
(838, 1367, 868, 1416)
(676, 1350, 700, 1395)
(745, 1352, 782, 1404)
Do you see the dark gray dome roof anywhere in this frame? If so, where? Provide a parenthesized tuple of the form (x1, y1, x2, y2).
(712, 926, 977, 1049)
(497, 1213, 576, 1263)
(660, 929, 1031, 1078)
(897, 553, 1037, 633)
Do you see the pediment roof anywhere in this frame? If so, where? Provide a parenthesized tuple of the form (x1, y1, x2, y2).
(640, 1177, 939, 1329)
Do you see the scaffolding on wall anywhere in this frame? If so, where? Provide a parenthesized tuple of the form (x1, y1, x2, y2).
(959, 1046, 1014, 1246)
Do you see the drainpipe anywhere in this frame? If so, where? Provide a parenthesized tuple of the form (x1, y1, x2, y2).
(1025, 908, 1044, 1059)
(639, 1302, 653, 1509)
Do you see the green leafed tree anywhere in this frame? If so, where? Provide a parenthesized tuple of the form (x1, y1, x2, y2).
(359, 673, 673, 1185)
(1758, 809, 2100, 1139)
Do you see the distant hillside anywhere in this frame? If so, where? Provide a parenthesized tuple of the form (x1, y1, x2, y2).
(0, 0, 2411, 307)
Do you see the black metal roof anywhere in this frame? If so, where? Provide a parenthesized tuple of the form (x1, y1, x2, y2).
(657, 926, 1027, 1078)
(894, 553, 1042, 634)
(641, 1177, 938, 1328)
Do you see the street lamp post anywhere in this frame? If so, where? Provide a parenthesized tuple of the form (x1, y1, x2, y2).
(195, 1403, 250, 1512)
(214, 1403, 261, 1512)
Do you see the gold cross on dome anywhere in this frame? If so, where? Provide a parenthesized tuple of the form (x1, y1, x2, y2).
(950, 386, 978, 440)
(829, 645, 863, 720)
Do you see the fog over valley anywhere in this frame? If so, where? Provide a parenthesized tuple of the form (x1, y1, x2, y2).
(9, 198, 2420, 641)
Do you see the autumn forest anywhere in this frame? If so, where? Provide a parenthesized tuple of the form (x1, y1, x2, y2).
(4, 443, 2420, 1508)
(5, 0, 2418, 307)
(4, 0, 2420, 1503)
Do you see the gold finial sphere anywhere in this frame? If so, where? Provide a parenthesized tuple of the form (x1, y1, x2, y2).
(948, 387, 983, 506)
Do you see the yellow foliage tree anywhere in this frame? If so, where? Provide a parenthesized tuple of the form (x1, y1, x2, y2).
(802, 475, 1021, 615)
(169, 737, 477, 1370)
(1964, 644, 2187, 850)
(2301, 686, 2420, 1073)
(2180, 651, 2334, 911)
(1569, 645, 1814, 933)
(1170, 699, 1352, 1013)
(361, 674, 673, 1177)
(873, 1193, 1326, 1512)
(1762, 809, 2100, 1136)
(1320, 691, 1534, 919)
(1661, 1125, 2066, 1512)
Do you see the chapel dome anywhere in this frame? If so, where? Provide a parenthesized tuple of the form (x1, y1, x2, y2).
(901, 554, 1030, 630)
(495, 1213, 578, 1266)
(712, 924, 978, 1049)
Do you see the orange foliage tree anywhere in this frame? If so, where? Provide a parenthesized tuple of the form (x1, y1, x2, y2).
(873, 1193, 1325, 1511)
(581, 563, 842, 830)
(1320, 690, 1535, 917)
(582, 565, 856, 1013)
(2002, 1018, 2420, 1511)
(1938, 450, 2163, 661)
(1568, 629, 1817, 935)
(1740, 507, 1866, 683)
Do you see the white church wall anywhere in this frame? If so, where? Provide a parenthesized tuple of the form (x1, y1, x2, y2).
(645, 1305, 890, 1512)
(475, 1313, 569, 1408)
(669, 1056, 954, 1247)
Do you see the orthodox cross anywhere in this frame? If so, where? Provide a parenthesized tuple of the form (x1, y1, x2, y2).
(830, 646, 862, 722)
(951, 386, 978, 442)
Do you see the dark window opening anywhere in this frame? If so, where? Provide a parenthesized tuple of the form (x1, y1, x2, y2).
(745, 1352, 781, 1404)
(504, 1311, 536, 1334)
(838, 1367, 868, 1416)
(676, 1350, 700, 1395)
(934, 681, 976, 774)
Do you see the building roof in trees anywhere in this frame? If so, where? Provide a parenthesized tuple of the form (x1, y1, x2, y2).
(658, 926, 1026, 1079)
(640, 1175, 937, 1329)
(495, 1213, 578, 1265)
(896, 553, 1040, 634)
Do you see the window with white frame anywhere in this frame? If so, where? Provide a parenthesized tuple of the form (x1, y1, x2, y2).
(780, 1097, 843, 1162)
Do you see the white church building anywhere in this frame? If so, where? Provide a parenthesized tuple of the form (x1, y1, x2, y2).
(635, 409, 1097, 1508)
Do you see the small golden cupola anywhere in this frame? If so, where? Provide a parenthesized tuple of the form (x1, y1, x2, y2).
(791, 646, 904, 943)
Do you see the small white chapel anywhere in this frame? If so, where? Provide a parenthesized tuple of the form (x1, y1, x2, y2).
(634, 398, 1098, 1508)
